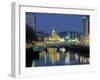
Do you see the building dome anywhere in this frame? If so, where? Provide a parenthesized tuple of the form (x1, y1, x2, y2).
(52, 29, 56, 33)
(48, 29, 60, 42)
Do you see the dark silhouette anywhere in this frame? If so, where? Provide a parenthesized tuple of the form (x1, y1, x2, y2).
(26, 24, 38, 44)
(26, 24, 39, 67)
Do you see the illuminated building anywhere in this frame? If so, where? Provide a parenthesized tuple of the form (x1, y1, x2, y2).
(48, 29, 60, 42)
(64, 32, 80, 43)
(81, 16, 90, 45)
(45, 29, 64, 43)
(44, 29, 81, 44)
(82, 16, 89, 36)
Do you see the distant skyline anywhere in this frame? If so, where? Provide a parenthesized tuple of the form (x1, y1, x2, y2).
(26, 12, 89, 34)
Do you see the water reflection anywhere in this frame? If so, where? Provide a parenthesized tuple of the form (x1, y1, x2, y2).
(65, 52, 70, 64)
(32, 48, 89, 67)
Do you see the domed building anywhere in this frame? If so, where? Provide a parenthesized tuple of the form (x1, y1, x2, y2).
(48, 29, 60, 42)
(44, 28, 65, 43)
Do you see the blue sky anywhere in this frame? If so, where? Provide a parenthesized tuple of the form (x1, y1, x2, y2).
(26, 12, 89, 34)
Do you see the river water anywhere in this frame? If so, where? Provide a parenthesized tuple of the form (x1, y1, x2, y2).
(31, 47, 89, 67)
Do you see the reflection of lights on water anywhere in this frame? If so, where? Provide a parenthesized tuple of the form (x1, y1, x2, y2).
(57, 53, 60, 61)
(59, 47, 66, 53)
(49, 52, 60, 65)
(47, 48, 57, 53)
(65, 52, 70, 64)
(44, 55, 47, 64)
(74, 53, 79, 60)
(34, 47, 89, 66)
(87, 58, 89, 63)
(80, 56, 89, 64)
(80, 56, 84, 63)
(47, 48, 60, 65)
(32, 61, 35, 67)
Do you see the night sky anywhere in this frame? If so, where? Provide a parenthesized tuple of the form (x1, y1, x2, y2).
(26, 12, 88, 34)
